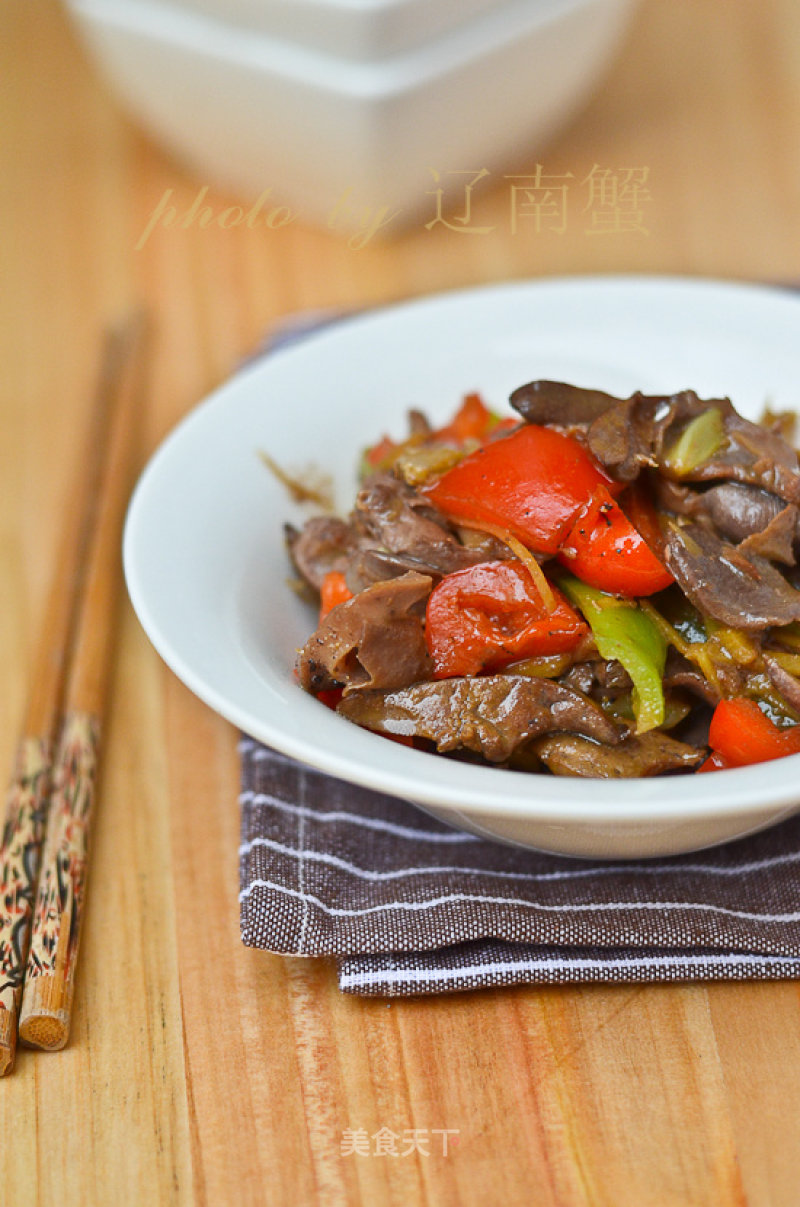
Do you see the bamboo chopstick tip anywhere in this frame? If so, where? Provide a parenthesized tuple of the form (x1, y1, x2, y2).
(18, 1012, 69, 1051)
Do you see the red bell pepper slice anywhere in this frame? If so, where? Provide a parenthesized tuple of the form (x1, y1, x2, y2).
(424, 559, 588, 679)
(433, 393, 497, 444)
(618, 480, 668, 562)
(319, 570, 353, 621)
(363, 434, 399, 470)
(557, 486, 674, 597)
(434, 394, 517, 444)
(697, 750, 732, 773)
(422, 424, 616, 555)
(707, 697, 800, 767)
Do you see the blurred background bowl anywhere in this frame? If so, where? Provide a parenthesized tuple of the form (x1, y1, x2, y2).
(162, 0, 515, 60)
(65, 0, 638, 226)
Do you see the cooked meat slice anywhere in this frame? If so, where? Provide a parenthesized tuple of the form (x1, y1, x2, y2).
(337, 675, 621, 763)
(296, 571, 433, 694)
(561, 659, 632, 698)
(689, 482, 788, 542)
(510, 383, 712, 481)
(509, 380, 621, 428)
(345, 537, 513, 595)
(534, 731, 706, 778)
(289, 470, 515, 597)
(662, 649, 719, 705)
(737, 504, 798, 565)
(586, 392, 676, 482)
(285, 516, 356, 591)
(351, 472, 508, 581)
(664, 521, 800, 629)
(652, 476, 700, 518)
(654, 479, 800, 562)
(344, 547, 447, 592)
(559, 662, 595, 695)
(352, 472, 454, 547)
(762, 654, 800, 714)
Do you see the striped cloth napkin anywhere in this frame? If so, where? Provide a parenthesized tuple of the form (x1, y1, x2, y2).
(239, 739, 800, 995)
(238, 309, 800, 996)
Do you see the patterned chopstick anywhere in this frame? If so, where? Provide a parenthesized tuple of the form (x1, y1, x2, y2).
(0, 313, 145, 1070)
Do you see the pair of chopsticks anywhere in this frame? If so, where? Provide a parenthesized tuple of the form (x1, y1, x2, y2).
(0, 313, 146, 1074)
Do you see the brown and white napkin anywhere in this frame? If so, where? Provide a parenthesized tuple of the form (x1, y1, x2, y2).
(239, 739, 800, 995)
(238, 307, 800, 996)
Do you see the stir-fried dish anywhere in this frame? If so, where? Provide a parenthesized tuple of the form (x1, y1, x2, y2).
(286, 381, 800, 778)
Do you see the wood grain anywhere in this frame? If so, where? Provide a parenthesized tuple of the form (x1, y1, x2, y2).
(3, 0, 800, 1202)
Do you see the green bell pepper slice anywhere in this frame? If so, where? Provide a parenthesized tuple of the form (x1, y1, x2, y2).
(662, 407, 726, 475)
(556, 574, 667, 733)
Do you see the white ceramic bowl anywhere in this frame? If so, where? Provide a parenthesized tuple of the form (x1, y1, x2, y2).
(123, 276, 800, 860)
(65, 0, 637, 224)
(165, 0, 512, 60)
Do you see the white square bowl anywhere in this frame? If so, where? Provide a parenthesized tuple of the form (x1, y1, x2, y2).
(164, 0, 513, 61)
(66, 0, 638, 227)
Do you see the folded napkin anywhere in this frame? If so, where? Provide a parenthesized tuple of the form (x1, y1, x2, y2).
(240, 739, 800, 995)
(238, 309, 800, 996)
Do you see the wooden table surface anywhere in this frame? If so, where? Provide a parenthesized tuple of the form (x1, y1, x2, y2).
(3, 2, 800, 1203)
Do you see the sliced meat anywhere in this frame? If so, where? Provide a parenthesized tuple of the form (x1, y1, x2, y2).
(344, 547, 448, 591)
(534, 731, 706, 778)
(296, 571, 433, 694)
(561, 659, 632, 699)
(559, 662, 594, 695)
(345, 534, 512, 594)
(352, 472, 454, 548)
(285, 516, 356, 591)
(738, 504, 798, 565)
(664, 521, 800, 629)
(509, 380, 621, 428)
(693, 482, 787, 542)
(586, 392, 678, 482)
(762, 654, 800, 715)
(337, 675, 621, 763)
(289, 470, 513, 596)
(654, 479, 800, 560)
(652, 475, 701, 518)
(663, 648, 719, 706)
(350, 472, 507, 584)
